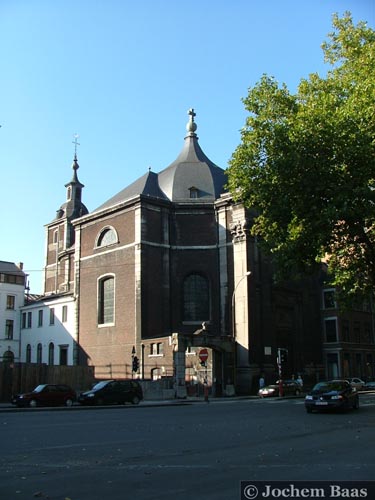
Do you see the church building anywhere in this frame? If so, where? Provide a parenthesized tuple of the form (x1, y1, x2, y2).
(40, 109, 348, 395)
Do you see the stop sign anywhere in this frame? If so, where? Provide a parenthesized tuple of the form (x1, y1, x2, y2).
(199, 348, 208, 362)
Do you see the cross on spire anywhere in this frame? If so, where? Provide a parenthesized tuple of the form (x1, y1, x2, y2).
(188, 108, 196, 120)
(72, 133, 80, 160)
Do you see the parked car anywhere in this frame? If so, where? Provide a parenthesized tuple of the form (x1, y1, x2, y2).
(11, 384, 76, 408)
(258, 379, 302, 398)
(304, 380, 359, 413)
(346, 378, 365, 390)
(78, 379, 143, 406)
(363, 381, 375, 390)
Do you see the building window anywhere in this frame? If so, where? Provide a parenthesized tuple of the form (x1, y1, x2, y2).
(50, 308, 55, 325)
(22, 313, 26, 329)
(27, 311, 32, 328)
(183, 273, 209, 322)
(327, 352, 339, 378)
(151, 368, 162, 380)
(150, 342, 164, 356)
(5, 320, 14, 339)
(341, 320, 350, 342)
(38, 310, 43, 327)
(26, 344, 31, 363)
(48, 343, 54, 365)
(59, 345, 68, 365)
(189, 186, 199, 199)
(354, 321, 361, 343)
(98, 276, 115, 325)
(3, 350, 14, 363)
(62, 305, 68, 323)
(97, 227, 118, 247)
(323, 289, 336, 309)
(324, 318, 338, 342)
(6, 295, 15, 309)
(37, 343, 43, 364)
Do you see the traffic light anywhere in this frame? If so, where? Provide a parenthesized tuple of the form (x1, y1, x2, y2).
(132, 356, 139, 372)
(280, 349, 288, 363)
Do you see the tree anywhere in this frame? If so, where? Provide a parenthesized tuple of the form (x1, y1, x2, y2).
(227, 13, 375, 304)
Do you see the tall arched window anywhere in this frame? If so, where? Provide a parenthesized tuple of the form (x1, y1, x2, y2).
(48, 342, 54, 365)
(183, 273, 210, 322)
(37, 343, 43, 364)
(98, 276, 115, 325)
(26, 344, 31, 363)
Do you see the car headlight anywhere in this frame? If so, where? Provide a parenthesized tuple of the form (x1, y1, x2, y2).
(331, 395, 343, 400)
(305, 395, 313, 400)
(87, 393, 95, 398)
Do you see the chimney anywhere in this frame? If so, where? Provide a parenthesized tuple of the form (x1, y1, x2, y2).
(17, 262, 24, 270)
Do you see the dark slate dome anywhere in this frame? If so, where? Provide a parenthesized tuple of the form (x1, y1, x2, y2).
(157, 109, 227, 202)
(93, 109, 227, 213)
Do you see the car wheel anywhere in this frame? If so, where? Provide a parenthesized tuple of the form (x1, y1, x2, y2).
(29, 399, 38, 408)
(131, 396, 140, 405)
(353, 397, 359, 410)
(65, 398, 74, 407)
(295, 389, 301, 396)
(96, 398, 105, 406)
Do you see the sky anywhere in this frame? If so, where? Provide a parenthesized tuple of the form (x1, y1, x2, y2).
(1, 0, 374, 294)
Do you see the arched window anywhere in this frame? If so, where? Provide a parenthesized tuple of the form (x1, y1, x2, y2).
(97, 227, 118, 247)
(37, 343, 43, 364)
(3, 350, 14, 363)
(98, 276, 115, 325)
(26, 344, 31, 363)
(183, 273, 210, 322)
(48, 342, 54, 365)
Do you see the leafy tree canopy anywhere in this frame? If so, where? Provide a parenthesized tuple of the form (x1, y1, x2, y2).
(227, 13, 375, 304)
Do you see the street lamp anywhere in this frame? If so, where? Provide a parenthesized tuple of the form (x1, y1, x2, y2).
(231, 271, 251, 339)
(231, 271, 251, 391)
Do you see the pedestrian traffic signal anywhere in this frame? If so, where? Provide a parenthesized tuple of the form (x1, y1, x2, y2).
(132, 356, 139, 372)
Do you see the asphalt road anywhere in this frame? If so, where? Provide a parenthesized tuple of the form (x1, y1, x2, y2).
(1, 394, 375, 500)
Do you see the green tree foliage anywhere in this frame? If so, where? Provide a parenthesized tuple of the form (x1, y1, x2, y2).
(227, 13, 375, 303)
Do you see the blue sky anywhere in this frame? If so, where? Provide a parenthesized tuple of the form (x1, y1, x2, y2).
(1, 0, 374, 293)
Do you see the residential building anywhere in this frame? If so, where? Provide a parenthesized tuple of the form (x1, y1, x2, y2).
(20, 294, 77, 365)
(0, 261, 27, 363)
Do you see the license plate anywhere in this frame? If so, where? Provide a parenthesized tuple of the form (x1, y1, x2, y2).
(316, 401, 328, 405)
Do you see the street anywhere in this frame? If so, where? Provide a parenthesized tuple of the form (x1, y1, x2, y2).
(1, 394, 375, 500)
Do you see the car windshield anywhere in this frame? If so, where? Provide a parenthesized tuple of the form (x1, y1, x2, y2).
(312, 381, 345, 392)
(92, 381, 110, 390)
(33, 385, 47, 393)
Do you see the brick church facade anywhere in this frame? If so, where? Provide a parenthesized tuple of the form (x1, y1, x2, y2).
(40, 110, 374, 395)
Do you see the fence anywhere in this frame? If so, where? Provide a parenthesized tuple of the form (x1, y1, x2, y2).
(0, 362, 95, 402)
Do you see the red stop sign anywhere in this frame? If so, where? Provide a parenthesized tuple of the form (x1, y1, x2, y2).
(199, 348, 208, 362)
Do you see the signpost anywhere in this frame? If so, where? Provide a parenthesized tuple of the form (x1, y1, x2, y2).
(199, 349, 209, 402)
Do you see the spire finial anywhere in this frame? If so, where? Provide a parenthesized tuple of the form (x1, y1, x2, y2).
(72, 133, 80, 161)
(186, 108, 197, 136)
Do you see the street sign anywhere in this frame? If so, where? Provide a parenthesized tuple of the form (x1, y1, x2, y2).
(199, 348, 208, 362)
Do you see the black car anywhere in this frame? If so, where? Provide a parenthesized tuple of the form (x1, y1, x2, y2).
(304, 380, 359, 413)
(258, 379, 302, 398)
(11, 384, 76, 408)
(78, 379, 143, 406)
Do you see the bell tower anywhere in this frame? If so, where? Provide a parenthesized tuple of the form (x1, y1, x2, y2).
(44, 136, 88, 294)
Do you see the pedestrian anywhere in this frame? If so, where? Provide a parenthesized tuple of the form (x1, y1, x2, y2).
(297, 374, 303, 387)
(259, 374, 265, 390)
